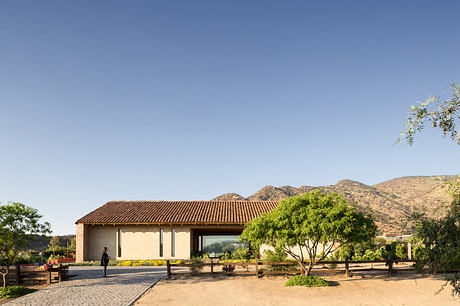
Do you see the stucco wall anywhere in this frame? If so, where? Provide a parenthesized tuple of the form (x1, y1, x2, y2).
(80, 224, 191, 261)
(86, 225, 117, 261)
(76, 223, 88, 263)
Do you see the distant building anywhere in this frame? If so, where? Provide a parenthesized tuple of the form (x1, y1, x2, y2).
(76, 200, 278, 262)
(378, 233, 412, 241)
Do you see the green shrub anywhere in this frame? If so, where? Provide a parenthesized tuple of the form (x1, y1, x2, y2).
(48, 254, 66, 260)
(221, 251, 232, 260)
(231, 247, 252, 260)
(264, 247, 296, 271)
(285, 275, 330, 287)
(396, 243, 407, 259)
(264, 247, 287, 262)
(0, 286, 36, 299)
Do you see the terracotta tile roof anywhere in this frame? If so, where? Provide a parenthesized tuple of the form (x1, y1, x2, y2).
(76, 201, 279, 225)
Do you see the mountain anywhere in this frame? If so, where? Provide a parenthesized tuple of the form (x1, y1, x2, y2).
(213, 193, 248, 201)
(211, 175, 459, 235)
(373, 176, 457, 217)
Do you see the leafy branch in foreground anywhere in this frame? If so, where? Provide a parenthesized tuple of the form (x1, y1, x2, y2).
(396, 83, 460, 145)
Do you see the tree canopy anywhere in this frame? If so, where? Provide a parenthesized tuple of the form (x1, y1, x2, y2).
(241, 190, 376, 275)
(0, 202, 51, 287)
(396, 83, 460, 146)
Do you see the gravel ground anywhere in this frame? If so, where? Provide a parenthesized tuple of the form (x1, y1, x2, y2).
(4, 266, 166, 306)
(136, 271, 460, 306)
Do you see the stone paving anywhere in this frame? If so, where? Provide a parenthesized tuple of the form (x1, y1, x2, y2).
(5, 266, 166, 306)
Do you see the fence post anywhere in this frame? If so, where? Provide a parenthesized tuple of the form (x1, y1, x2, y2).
(167, 260, 171, 279)
(58, 265, 62, 282)
(388, 257, 393, 276)
(15, 264, 21, 285)
(211, 260, 214, 278)
(345, 256, 349, 277)
(255, 259, 259, 279)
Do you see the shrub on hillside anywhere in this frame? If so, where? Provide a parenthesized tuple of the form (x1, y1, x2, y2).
(285, 275, 330, 287)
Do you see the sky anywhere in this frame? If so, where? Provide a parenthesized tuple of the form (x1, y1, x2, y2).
(1, 0, 459, 235)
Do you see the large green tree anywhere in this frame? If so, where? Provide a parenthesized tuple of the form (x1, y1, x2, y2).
(396, 83, 460, 145)
(241, 190, 376, 275)
(0, 202, 51, 287)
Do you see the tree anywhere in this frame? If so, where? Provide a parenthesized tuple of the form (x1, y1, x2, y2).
(412, 181, 460, 295)
(70, 237, 76, 253)
(0, 202, 51, 287)
(396, 83, 460, 145)
(47, 236, 60, 256)
(240, 190, 377, 276)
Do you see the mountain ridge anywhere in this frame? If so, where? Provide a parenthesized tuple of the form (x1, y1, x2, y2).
(212, 175, 460, 234)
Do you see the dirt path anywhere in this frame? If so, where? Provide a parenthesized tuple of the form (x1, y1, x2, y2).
(136, 272, 459, 306)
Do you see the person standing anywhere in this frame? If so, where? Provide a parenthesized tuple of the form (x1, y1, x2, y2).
(101, 247, 110, 277)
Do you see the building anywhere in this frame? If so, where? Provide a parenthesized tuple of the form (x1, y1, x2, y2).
(75, 200, 278, 262)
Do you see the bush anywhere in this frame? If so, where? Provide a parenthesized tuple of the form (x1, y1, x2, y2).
(396, 243, 407, 259)
(285, 275, 330, 287)
(48, 254, 67, 260)
(220, 251, 232, 260)
(264, 247, 296, 271)
(231, 247, 252, 260)
(264, 247, 287, 262)
(0, 286, 36, 299)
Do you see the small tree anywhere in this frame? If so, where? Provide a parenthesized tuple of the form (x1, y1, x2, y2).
(0, 202, 51, 287)
(70, 237, 76, 254)
(396, 83, 460, 145)
(241, 190, 376, 275)
(48, 236, 60, 256)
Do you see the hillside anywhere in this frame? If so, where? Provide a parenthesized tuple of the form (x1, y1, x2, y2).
(373, 175, 458, 217)
(25, 235, 75, 252)
(211, 175, 459, 234)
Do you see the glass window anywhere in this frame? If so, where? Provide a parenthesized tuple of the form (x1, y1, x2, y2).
(202, 235, 247, 257)
(118, 229, 122, 257)
(171, 229, 175, 257)
(159, 229, 164, 257)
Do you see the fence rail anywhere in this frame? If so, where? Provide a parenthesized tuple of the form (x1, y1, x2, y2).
(3, 264, 69, 286)
(166, 258, 415, 279)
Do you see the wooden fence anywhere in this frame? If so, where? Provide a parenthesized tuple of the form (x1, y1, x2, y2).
(3, 264, 69, 286)
(166, 257, 415, 279)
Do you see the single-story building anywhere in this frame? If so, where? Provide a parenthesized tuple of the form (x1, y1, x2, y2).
(76, 200, 278, 262)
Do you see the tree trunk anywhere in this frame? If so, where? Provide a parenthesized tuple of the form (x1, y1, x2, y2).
(296, 259, 306, 275)
(305, 260, 314, 276)
(2, 272, 7, 287)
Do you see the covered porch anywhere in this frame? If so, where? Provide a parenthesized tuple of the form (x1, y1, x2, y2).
(191, 226, 246, 258)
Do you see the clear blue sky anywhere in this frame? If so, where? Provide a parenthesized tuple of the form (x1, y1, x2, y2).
(1, 1, 459, 235)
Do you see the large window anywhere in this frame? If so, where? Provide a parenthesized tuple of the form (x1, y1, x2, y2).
(201, 235, 246, 257)
(171, 229, 175, 257)
(159, 229, 164, 257)
(117, 229, 122, 257)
